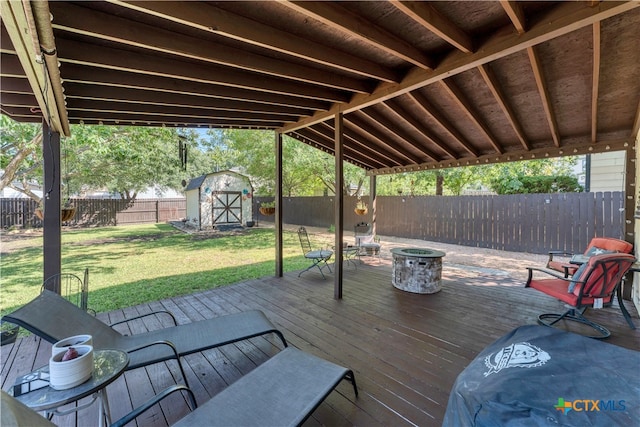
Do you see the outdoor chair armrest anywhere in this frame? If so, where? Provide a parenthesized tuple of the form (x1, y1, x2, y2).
(525, 267, 585, 287)
(547, 250, 574, 263)
(126, 340, 189, 385)
(109, 310, 178, 328)
(110, 384, 197, 427)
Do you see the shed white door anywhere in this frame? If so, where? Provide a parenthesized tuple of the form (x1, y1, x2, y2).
(212, 192, 242, 225)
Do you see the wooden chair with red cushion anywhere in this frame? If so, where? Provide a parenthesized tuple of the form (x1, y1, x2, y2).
(526, 252, 636, 339)
(546, 237, 633, 277)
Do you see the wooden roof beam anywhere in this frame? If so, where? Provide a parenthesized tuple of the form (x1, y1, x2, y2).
(439, 79, 504, 154)
(591, 22, 601, 144)
(68, 113, 281, 129)
(279, 1, 434, 70)
(60, 63, 330, 111)
(55, 38, 349, 103)
(64, 84, 311, 118)
(405, 91, 479, 157)
(50, 3, 371, 94)
(109, 0, 399, 83)
(0, 2, 69, 135)
(500, 1, 527, 34)
(527, 46, 561, 147)
(477, 64, 531, 150)
(382, 99, 458, 159)
(281, 1, 638, 133)
(295, 126, 382, 170)
(331, 123, 405, 168)
(390, 1, 474, 53)
(345, 112, 419, 166)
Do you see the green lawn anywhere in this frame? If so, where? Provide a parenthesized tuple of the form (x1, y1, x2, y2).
(1, 223, 326, 315)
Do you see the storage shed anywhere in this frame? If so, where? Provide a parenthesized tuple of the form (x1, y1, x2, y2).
(184, 171, 253, 230)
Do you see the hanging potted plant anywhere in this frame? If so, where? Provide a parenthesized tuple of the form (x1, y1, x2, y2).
(34, 199, 77, 222)
(354, 199, 368, 216)
(259, 200, 276, 216)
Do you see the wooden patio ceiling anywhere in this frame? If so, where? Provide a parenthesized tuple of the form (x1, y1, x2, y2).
(1, 1, 639, 174)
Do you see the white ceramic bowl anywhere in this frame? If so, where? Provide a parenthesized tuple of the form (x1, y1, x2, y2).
(52, 335, 93, 357)
(49, 345, 94, 390)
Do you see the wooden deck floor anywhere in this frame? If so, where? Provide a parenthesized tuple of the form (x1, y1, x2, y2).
(2, 260, 639, 426)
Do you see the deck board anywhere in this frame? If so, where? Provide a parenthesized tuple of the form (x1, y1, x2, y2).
(2, 260, 639, 426)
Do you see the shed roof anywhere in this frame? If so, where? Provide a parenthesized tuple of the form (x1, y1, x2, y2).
(1, 1, 639, 175)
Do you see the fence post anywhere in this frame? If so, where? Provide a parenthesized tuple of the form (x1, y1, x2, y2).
(156, 200, 159, 223)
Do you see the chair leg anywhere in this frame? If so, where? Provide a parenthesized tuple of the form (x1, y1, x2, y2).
(538, 308, 611, 339)
(616, 285, 636, 330)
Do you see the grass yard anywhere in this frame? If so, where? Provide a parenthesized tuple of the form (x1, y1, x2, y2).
(1, 223, 329, 315)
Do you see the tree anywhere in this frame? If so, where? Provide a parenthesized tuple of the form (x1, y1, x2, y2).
(0, 116, 43, 201)
(1, 115, 210, 202)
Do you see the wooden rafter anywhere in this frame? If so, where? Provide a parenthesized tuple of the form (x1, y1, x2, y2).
(50, 3, 371, 94)
(390, 0, 473, 53)
(500, 1, 526, 34)
(527, 46, 561, 148)
(64, 83, 314, 117)
(591, 21, 601, 144)
(279, 0, 433, 70)
(405, 91, 479, 158)
(55, 38, 349, 103)
(477, 64, 530, 150)
(59, 63, 331, 111)
(382, 99, 457, 159)
(109, 0, 399, 82)
(345, 112, 421, 165)
(308, 123, 388, 169)
(439, 79, 504, 154)
(281, 1, 636, 133)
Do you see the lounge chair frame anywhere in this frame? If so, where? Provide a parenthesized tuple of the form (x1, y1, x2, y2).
(2, 291, 287, 388)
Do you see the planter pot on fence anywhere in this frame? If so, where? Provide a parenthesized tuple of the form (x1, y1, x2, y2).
(259, 207, 275, 216)
(35, 207, 77, 222)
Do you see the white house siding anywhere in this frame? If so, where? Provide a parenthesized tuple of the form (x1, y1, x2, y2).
(589, 151, 625, 192)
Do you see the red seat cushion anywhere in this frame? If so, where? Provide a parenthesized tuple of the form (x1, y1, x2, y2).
(528, 279, 578, 306)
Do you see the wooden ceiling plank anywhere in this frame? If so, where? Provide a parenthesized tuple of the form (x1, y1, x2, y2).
(279, 1, 434, 70)
(406, 91, 479, 157)
(591, 22, 601, 144)
(0, 76, 37, 94)
(109, 0, 399, 83)
(55, 38, 350, 103)
(281, 1, 638, 133)
(64, 83, 310, 118)
(526, 46, 561, 148)
(477, 64, 531, 150)
(0, 92, 40, 107)
(390, 0, 474, 53)
(50, 3, 371, 94)
(384, 98, 458, 159)
(67, 99, 293, 123)
(347, 111, 422, 165)
(439, 79, 504, 154)
(500, 1, 527, 34)
(61, 63, 330, 111)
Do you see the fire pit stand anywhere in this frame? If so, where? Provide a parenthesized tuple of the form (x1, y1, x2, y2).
(391, 248, 446, 294)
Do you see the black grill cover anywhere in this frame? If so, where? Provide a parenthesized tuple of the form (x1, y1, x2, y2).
(443, 325, 640, 426)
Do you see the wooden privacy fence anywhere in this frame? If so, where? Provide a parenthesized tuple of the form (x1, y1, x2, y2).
(258, 192, 625, 255)
(1, 198, 186, 228)
(3, 193, 625, 255)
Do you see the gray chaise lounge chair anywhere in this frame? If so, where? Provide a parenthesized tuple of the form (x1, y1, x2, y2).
(113, 346, 358, 427)
(2, 290, 287, 388)
(2, 347, 358, 427)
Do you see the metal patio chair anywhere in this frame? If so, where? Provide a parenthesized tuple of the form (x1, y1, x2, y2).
(354, 222, 381, 263)
(42, 268, 94, 314)
(526, 252, 636, 339)
(297, 227, 333, 279)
